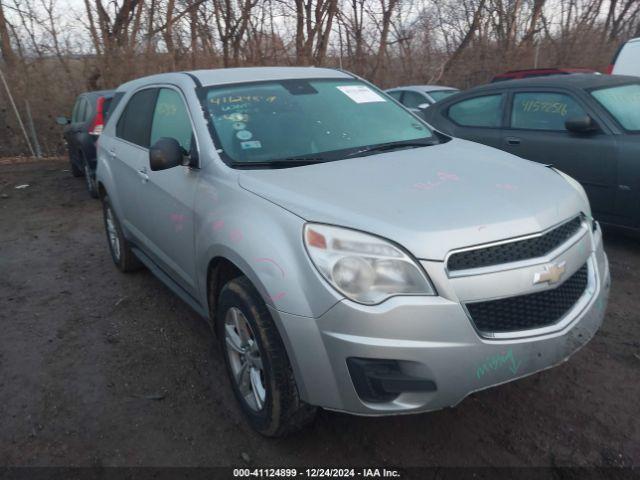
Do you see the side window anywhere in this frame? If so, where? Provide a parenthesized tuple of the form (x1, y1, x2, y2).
(511, 92, 587, 131)
(387, 91, 403, 101)
(116, 88, 158, 147)
(150, 88, 193, 151)
(448, 95, 503, 127)
(402, 91, 428, 108)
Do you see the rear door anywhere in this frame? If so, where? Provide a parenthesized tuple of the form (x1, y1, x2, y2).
(110, 87, 159, 247)
(133, 86, 199, 295)
(502, 89, 618, 218)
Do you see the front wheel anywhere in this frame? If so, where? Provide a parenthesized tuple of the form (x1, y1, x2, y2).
(217, 276, 317, 437)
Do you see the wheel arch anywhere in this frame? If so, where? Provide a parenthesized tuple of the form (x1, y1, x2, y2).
(206, 255, 245, 326)
(204, 252, 317, 405)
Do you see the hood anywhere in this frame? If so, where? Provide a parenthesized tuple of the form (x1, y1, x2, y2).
(238, 139, 587, 260)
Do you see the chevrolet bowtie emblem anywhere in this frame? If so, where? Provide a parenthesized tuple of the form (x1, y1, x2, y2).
(533, 261, 567, 285)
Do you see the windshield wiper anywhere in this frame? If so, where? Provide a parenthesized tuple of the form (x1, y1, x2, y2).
(344, 140, 438, 158)
(232, 158, 327, 169)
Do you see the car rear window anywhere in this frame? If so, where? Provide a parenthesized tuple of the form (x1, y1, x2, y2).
(591, 84, 640, 132)
(116, 88, 158, 147)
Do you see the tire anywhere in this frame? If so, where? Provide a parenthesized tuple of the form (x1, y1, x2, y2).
(217, 276, 317, 437)
(82, 154, 99, 199)
(69, 150, 83, 177)
(101, 194, 142, 273)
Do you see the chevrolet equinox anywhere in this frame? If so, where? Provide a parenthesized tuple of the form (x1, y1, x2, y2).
(96, 67, 611, 437)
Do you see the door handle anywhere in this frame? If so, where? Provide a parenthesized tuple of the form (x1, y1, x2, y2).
(505, 136, 521, 145)
(137, 168, 149, 182)
(108, 149, 116, 158)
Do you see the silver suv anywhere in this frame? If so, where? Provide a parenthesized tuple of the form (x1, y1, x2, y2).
(96, 67, 610, 437)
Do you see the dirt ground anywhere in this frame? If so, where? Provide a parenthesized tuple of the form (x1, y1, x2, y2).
(0, 158, 638, 469)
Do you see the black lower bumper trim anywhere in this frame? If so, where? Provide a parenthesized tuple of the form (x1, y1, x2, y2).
(346, 358, 437, 403)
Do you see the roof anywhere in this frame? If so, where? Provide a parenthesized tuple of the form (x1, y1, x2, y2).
(117, 67, 353, 91)
(467, 73, 640, 93)
(386, 85, 458, 92)
(83, 89, 115, 98)
(496, 67, 595, 75)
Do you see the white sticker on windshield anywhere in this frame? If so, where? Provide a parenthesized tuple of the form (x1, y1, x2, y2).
(337, 85, 386, 104)
(241, 140, 262, 150)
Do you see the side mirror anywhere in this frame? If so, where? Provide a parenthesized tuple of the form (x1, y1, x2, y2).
(417, 103, 430, 110)
(565, 115, 598, 133)
(149, 137, 185, 171)
(56, 116, 70, 125)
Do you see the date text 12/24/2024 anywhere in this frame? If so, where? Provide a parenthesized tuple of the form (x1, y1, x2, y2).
(233, 468, 402, 478)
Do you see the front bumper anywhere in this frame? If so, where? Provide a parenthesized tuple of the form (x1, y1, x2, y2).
(271, 228, 610, 415)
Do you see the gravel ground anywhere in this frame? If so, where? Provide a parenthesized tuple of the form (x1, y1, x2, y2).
(0, 158, 638, 470)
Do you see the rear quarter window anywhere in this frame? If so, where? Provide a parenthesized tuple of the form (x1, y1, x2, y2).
(447, 94, 503, 127)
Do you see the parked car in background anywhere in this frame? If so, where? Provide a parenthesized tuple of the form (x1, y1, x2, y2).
(608, 37, 640, 77)
(423, 74, 640, 233)
(96, 67, 609, 436)
(386, 85, 459, 116)
(57, 90, 114, 198)
(491, 68, 599, 82)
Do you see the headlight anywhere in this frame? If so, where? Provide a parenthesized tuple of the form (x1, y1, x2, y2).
(303, 223, 435, 304)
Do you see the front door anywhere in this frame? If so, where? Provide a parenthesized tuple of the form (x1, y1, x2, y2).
(133, 87, 199, 295)
(502, 90, 618, 219)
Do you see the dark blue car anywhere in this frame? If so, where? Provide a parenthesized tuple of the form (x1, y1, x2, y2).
(423, 74, 640, 233)
(57, 90, 114, 198)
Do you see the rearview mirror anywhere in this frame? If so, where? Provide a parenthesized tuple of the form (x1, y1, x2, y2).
(417, 103, 430, 110)
(55, 116, 70, 125)
(149, 137, 185, 171)
(565, 115, 598, 133)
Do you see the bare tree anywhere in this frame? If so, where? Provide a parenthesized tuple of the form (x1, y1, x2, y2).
(0, 0, 16, 66)
(293, 0, 338, 65)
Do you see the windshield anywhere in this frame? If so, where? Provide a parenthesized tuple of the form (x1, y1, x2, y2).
(591, 83, 640, 132)
(428, 90, 459, 102)
(202, 78, 435, 166)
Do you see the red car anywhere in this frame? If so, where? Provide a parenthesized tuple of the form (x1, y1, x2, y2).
(491, 68, 599, 83)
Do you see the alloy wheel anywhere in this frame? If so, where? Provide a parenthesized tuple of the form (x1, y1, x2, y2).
(224, 306, 266, 412)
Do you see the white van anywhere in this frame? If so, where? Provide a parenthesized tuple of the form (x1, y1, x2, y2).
(610, 38, 640, 76)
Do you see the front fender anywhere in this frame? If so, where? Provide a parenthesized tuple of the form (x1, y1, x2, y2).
(194, 178, 343, 319)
